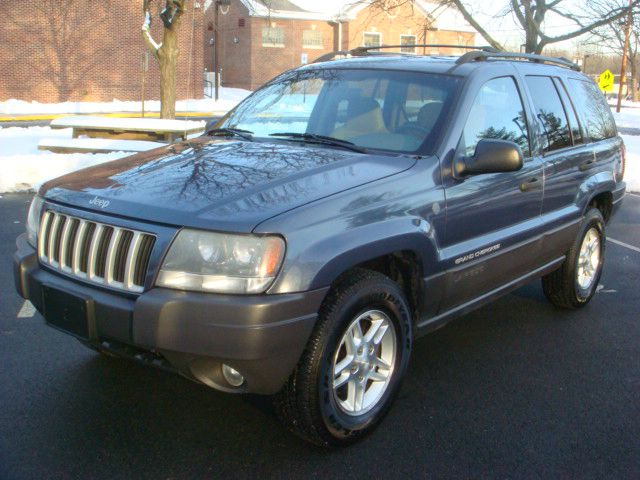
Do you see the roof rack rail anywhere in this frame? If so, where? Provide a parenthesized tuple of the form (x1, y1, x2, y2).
(314, 50, 351, 63)
(313, 44, 499, 63)
(351, 44, 500, 55)
(456, 50, 581, 71)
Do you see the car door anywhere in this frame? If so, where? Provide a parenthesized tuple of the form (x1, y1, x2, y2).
(525, 75, 608, 266)
(521, 75, 592, 263)
(439, 74, 545, 313)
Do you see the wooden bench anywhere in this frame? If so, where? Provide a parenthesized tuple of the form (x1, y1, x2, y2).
(38, 137, 165, 154)
(49, 116, 206, 142)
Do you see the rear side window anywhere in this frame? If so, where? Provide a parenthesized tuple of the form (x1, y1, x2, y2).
(554, 78, 583, 145)
(458, 77, 530, 158)
(525, 76, 571, 153)
(567, 79, 617, 141)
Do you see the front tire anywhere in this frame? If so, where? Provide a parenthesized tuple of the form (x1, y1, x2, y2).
(542, 208, 605, 309)
(274, 268, 413, 447)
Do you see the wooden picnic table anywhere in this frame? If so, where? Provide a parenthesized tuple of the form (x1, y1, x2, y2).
(49, 116, 206, 142)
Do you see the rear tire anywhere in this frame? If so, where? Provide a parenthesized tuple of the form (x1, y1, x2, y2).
(274, 268, 413, 447)
(542, 208, 605, 309)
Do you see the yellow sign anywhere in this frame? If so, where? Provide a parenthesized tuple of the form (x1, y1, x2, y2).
(598, 69, 615, 92)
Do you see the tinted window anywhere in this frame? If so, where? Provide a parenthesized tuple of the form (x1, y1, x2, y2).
(567, 79, 617, 141)
(458, 77, 530, 158)
(555, 78, 583, 145)
(525, 76, 571, 152)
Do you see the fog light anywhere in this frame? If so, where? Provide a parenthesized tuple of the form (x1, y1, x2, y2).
(222, 364, 244, 387)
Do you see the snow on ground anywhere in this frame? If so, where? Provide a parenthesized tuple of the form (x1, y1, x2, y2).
(0, 126, 128, 192)
(0, 88, 250, 192)
(612, 102, 640, 129)
(621, 134, 640, 193)
(611, 102, 640, 191)
(0, 87, 251, 115)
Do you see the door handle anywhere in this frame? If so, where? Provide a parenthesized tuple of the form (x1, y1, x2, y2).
(579, 159, 596, 171)
(520, 177, 541, 192)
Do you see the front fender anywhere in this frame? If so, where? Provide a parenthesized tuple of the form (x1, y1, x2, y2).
(255, 160, 446, 295)
(306, 217, 438, 290)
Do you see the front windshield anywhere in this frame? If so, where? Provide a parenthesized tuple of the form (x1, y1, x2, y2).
(218, 68, 460, 154)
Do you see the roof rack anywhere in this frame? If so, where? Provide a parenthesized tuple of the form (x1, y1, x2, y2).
(313, 44, 581, 71)
(456, 50, 581, 71)
(313, 44, 499, 63)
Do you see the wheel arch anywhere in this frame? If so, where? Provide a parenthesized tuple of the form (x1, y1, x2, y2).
(329, 250, 426, 326)
(578, 170, 616, 223)
(300, 223, 439, 326)
(587, 190, 613, 223)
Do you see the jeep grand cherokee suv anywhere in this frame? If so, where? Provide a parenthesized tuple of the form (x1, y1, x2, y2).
(14, 47, 626, 446)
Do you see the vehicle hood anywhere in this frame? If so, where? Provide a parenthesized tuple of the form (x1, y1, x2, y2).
(40, 137, 416, 232)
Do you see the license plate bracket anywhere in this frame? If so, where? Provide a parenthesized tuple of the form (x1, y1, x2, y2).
(42, 285, 93, 339)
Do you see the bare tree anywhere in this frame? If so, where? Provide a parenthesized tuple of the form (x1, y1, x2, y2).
(441, 0, 639, 54)
(589, 1, 640, 101)
(142, 0, 186, 119)
(6, 0, 112, 102)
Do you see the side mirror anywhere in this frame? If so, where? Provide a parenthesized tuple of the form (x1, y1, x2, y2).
(459, 139, 524, 175)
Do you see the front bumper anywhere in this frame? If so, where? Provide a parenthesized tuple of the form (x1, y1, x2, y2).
(13, 234, 327, 394)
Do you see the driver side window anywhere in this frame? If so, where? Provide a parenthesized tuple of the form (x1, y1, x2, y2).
(458, 77, 531, 159)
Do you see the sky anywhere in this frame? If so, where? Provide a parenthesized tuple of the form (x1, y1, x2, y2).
(291, 0, 599, 53)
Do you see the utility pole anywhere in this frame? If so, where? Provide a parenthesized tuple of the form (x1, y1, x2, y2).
(617, 0, 634, 113)
(213, 1, 219, 101)
(423, 23, 427, 55)
(583, 54, 590, 74)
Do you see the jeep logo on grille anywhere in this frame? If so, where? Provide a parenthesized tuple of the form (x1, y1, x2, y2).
(89, 196, 110, 209)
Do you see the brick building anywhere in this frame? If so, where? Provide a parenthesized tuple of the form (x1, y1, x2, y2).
(1, 0, 475, 103)
(205, 0, 476, 90)
(1, 0, 205, 103)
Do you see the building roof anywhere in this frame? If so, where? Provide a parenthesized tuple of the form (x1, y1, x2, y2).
(205, 0, 476, 33)
(235, 0, 335, 20)
(293, 0, 477, 33)
(254, 0, 306, 12)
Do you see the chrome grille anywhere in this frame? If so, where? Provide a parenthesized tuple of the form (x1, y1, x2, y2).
(38, 210, 156, 293)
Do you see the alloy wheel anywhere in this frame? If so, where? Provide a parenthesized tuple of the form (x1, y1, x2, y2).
(332, 310, 397, 416)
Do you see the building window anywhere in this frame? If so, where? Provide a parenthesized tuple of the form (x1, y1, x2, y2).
(400, 35, 416, 53)
(363, 32, 382, 49)
(262, 27, 285, 47)
(302, 30, 323, 49)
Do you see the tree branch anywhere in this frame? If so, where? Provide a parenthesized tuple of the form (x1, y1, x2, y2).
(510, 0, 527, 29)
(142, 1, 161, 57)
(446, 0, 505, 51)
(540, 3, 636, 44)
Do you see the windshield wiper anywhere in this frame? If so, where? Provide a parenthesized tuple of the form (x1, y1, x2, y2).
(269, 132, 367, 153)
(206, 127, 254, 141)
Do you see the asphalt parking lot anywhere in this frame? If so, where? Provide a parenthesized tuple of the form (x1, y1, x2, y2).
(1, 192, 638, 479)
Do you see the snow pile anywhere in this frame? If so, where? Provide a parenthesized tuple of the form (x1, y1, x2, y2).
(612, 106, 640, 129)
(0, 126, 128, 192)
(621, 134, 640, 193)
(612, 104, 640, 191)
(0, 87, 251, 115)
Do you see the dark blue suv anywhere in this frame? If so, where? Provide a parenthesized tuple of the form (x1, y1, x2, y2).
(14, 47, 626, 446)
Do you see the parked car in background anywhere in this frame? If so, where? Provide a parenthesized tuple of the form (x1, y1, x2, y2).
(14, 46, 626, 446)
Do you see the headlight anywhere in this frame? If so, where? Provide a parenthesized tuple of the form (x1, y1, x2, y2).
(156, 229, 285, 294)
(26, 196, 44, 248)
